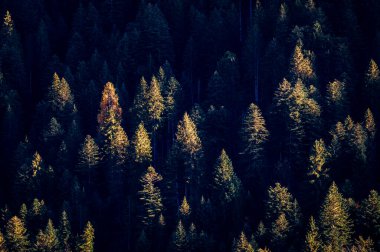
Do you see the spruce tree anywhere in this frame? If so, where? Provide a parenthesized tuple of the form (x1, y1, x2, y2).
(78, 222, 94, 252)
(138, 166, 163, 228)
(319, 182, 353, 250)
(212, 149, 241, 204)
(132, 123, 152, 164)
(5, 216, 29, 252)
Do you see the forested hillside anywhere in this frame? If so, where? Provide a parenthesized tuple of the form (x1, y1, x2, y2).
(0, 0, 379, 251)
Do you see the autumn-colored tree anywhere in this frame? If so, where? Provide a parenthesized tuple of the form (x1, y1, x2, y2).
(35, 219, 59, 251)
(364, 59, 380, 115)
(58, 211, 71, 252)
(232, 232, 254, 252)
(170, 220, 188, 251)
(305, 216, 320, 252)
(289, 40, 317, 85)
(241, 103, 269, 178)
(0, 231, 6, 252)
(319, 182, 353, 250)
(138, 166, 163, 228)
(5, 216, 29, 252)
(77, 135, 100, 186)
(78, 222, 94, 252)
(132, 123, 152, 164)
(212, 149, 242, 205)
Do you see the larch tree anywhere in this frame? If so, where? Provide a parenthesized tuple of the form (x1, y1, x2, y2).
(146, 76, 165, 132)
(175, 112, 203, 199)
(326, 79, 348, 123)
(97, 82, 129, 165)
(364, 59, 380, 115)
(78, 221, 95, 252)
(212, 149, 242, 205)
(319, 182, 353, 251)
(132, 123, 152, 164)
(5, 216, 29, 252)
(232, 232, 254, 252)
(133, 77, 149, 126)
(77, 135, 100, 186)
(270, 213, 289, 248)
(178, 196, 191, 225)
(305, 216, 320, 252)
(241, 103, 269, 178)
(364, 108, 376, 141)
(138, 166, 163, 228)
(35, 219, 59, 251)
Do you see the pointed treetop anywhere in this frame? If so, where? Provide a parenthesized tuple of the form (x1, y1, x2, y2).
(232, 231, 254, 252)
(366, 59, 380, 82)
(179, 196, 191, 218)
(175, 112, 202, 155)
(3, 10, 14, 36)
(364, 108, 376, 140)
(132, 123, 152, 164)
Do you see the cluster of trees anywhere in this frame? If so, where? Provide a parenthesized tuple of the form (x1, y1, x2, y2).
(0, 0, 379, 251)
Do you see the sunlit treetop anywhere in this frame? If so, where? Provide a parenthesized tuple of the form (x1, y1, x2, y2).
(175, 112, 202, 156)
(3, 10, 14, 36)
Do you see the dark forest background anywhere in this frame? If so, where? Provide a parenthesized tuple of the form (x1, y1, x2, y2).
(0, 0, 380, 251)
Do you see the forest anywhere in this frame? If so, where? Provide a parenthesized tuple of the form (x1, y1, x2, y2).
(0, 0, 379, 251)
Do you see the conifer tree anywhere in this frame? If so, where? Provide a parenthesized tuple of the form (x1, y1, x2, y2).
(48, 73, 74, 113)
(326, 79, 348, 122)
(305, 216, 320, 252)
(358, 190, 380, 242)
(138, 166, 163, 228)
(320, 182, 353, 250)
(132, 123, 152, 164)
(133, 77, 149, 125)
(188, 223, 198, 251)
(308, 139, 330, 190)
(0, 231, 6, 252)
(164, 76, 182, 122)
(270, 213, 289, 247)
(146, 76, 164, 132)
(170, 220, 187, 251)
(35, 219, 59, 252)
(178, 196, 191, 224)
(58, 211, 71, 252)
(77, 135, 100, 186)
(5, 216, 29, 252)
(212, 149, 241, 204)
(364, 59, 380, 114)
(97, 82, 129, 165)
(364, 108, 376, 141)
(290, 40, 316, 85)
(78, 222, 94, 252)
(232, 232, 254, 252)
(241, 103, 269, 178)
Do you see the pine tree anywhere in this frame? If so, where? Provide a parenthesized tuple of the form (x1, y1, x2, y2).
(78, 222, 94, 252)
(175, 112, 202, 156)
(212, 149, 241, 204)
(320, 182, 353, 250)
(48, 73, 75, 115)
(138, 166, 163, 228)
(170, 220, 187, 251)
(232, 232, 254, 252)
(35, 219, 59, 252)
(5, 216, 29, 252)
(132, 123, 152, 164)
(241, 103, 269, 178)
(77, 135, 100, 186)
(133, 77, 149, 125)
(305, 216, 320, 252)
